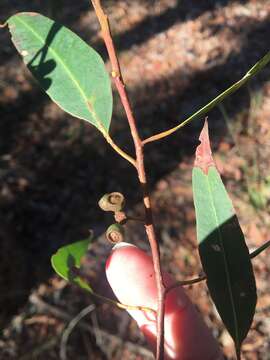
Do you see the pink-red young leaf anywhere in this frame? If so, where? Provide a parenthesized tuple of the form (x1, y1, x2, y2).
(194, 118, 215, 174)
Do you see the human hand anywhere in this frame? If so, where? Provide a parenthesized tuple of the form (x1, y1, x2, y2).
(106, 242, 223, 360)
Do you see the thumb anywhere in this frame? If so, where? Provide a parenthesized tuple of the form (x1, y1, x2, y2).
(106, 242, 223, 360)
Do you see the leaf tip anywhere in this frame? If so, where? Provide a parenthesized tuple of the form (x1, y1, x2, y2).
(194, 118, 215, 174)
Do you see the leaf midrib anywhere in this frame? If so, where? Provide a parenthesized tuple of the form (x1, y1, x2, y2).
(206, 172, 240, 348)
(14, 14, 98, 126)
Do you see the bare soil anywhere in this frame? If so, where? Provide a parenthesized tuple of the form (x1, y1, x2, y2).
(0, 0, 270, 359)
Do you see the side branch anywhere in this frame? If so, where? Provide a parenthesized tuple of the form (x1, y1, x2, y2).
(72, 267, 156, 314)
(92, 292, 156, 315)
(166, 239, 270, 294)
(250, 240, 270, 259)
(142, 52, 270, 145)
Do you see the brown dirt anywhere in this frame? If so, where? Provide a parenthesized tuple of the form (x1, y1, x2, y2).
(0, 0, 270, 359)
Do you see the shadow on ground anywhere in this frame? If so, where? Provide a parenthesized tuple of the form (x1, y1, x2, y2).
(0, 0, 269, 325)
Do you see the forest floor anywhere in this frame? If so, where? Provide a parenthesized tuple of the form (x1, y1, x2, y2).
(0, 0, 270, 359)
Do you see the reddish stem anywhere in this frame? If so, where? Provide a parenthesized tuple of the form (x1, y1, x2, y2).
(90, 1, 166, 358)
(116, 77, 166, 359)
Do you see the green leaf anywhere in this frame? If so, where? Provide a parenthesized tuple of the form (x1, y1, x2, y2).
(192, 120, 257, 355)
(7, 12, 112, 133)
(51, 237, 93, 292)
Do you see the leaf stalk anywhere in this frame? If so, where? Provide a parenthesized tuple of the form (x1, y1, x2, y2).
(142, 52, 270, 145)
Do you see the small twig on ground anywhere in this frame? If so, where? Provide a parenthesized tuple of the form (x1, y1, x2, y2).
(90, 310, 103, 348)
(19, 337, 59, 360)
(81, 331, 93, 359)
(30, 293, 154, 359)
(60, 304, 96, 360)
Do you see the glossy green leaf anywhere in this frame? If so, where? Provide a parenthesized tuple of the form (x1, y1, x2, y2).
(51, 237, 93, 292)
(192, 121, 257, 354)
(7, 12, 112, 133)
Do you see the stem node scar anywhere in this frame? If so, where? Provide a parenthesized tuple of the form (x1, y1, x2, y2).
(111, 70, 119, 78)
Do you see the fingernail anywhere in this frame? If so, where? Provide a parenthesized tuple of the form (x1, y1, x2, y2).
(112, 242, 136, 251)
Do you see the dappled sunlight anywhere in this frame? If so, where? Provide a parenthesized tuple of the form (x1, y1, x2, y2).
(0, 0, 270, 358)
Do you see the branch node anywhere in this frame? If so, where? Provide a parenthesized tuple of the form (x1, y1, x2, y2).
(111, 70, 119, 78)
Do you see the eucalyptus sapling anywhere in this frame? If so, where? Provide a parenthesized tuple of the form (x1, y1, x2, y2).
(2, 2, 270, 359)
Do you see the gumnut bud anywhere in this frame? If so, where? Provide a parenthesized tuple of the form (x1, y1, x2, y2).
(106, 223, 125, 244)
(98, 192, 125, 212)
